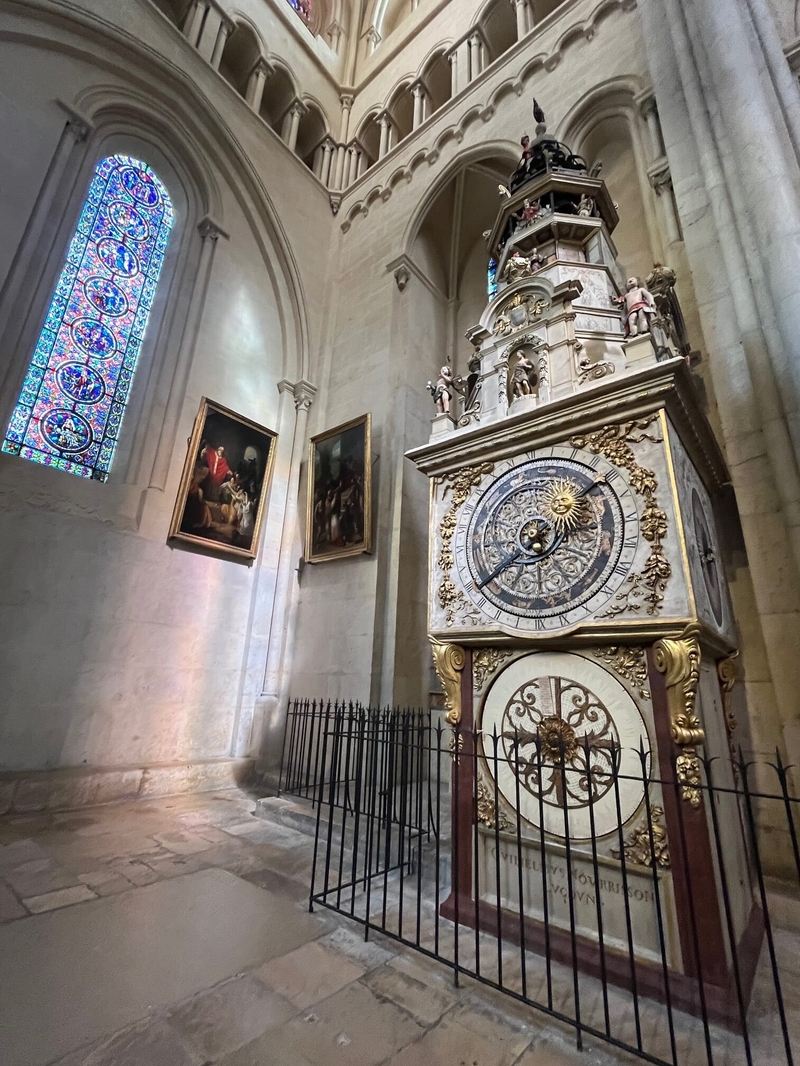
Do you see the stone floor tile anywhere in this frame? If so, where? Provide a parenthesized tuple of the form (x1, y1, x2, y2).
(515, 1033, 619, 1065)
(23, 883, 97, 913)
(363, 962, 456, 1026)
(444, 998, 536, 1063)
(279, 980, 425, 1066)
(255, 939, 365, 1008)
(197, 842, 274, 877)
(0, 881, 26, 921)
(78, 869, 136, 895)
(6, 856, 82, 898)
(0, 838, 48, 874)
(143, 854, 208, 879)
(52, 1017, 204, 1066)
(215, 1025, 317, 1066)
(108, 857, 161, 886)
(152, 830, 214, 855)
(242, 865, 309, 900)
(385, 1014, 526, 1066)
(191, 825, 232, 843)
(166, 974, 297, 1060)
(317, 924, 397, 971)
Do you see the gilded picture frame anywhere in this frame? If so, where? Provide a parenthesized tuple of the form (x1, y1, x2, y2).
(168, 397, 278, 561)
(306, 413, 372, 563)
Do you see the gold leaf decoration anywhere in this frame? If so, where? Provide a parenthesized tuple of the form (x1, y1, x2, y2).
(477, 780, 510, 831)
(718, 653, 739, 775)
(538, 477, 593, 534)
(612, 806, 670, 868)
(594, 646, 650, 700)
(654, 623, 704, 806)
(437, 462, 493, 626)
(569, 416, 670, 617)
(430, 639, 466, 726)
(473, 648, 514, 691)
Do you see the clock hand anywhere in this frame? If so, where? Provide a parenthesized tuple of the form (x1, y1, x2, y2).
(478, 547, 524, 589)
(576, 476, 606, 499)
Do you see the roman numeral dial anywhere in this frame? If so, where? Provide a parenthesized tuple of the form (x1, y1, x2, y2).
(455, 454, 639, 629)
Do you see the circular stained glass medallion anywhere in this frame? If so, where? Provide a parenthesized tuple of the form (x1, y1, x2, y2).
(121, 167, 161, 207)
(108, 200, 149, 241)
(41, 409, 93, 453)
(84, 276, 128, 317)
(55, 363, 106, 405)
(96, 238, 140, 278)
(71, 319, 117, 359)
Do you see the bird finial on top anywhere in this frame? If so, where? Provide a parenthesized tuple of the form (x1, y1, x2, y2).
(532, 98, 546, 134)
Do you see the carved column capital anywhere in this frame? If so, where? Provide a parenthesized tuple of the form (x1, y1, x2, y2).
(278, 378, 317, 411)
(56, 100, 94, 143)
(654, 622, 704, 806)
(197, 215, 229, 242)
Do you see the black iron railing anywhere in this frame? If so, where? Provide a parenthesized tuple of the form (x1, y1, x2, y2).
(290, 702, 800, 1066)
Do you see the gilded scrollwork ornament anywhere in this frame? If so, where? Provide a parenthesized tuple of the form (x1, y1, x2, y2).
(437, 462, 494, 625)
(593, 645, 650, 700)
(473, 648, 514, 691)
(430, 638, 466, 726)
(570, 416, 670, 617)
(718, 653, 739, 772)
(476, 780, 510, 831)
(653, 623, 704, 806)
(612, 805, 670, 868)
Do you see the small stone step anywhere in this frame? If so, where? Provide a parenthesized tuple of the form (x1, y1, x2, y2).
(253, 795, 319, 839)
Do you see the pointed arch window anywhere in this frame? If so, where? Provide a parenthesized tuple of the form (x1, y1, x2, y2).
(3, 154, 174, 481)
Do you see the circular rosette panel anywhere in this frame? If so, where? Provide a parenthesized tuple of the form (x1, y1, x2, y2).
(480, 651, 650, 839)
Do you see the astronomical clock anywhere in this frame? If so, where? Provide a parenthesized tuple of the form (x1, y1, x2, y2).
(406, 113, 759, 1023)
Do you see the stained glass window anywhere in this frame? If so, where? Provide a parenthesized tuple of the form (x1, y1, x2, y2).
(288, 0, 312, 22)
(487, 258, 498, 298)
(3, 155, 174, 481)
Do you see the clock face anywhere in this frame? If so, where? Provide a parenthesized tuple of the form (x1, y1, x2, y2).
(454, 451, 639, 632)
(691, 488, 724, 626)
(481, 652, 650, 839)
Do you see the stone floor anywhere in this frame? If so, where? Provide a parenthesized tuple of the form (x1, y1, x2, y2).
(0, 787, 626, 1066)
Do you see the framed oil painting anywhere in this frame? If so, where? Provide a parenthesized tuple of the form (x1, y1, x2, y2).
(168, 398, 277, 561)
(306, 413, 371, 563)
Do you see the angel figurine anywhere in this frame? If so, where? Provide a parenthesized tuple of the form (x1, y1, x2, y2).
(427, 366, 455, 414)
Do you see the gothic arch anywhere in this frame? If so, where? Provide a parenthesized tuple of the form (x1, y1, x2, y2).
(219, 18, 266, 99)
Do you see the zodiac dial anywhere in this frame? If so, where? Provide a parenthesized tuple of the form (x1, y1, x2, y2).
(453, 452, 640, 632)
(481, 652, 650, 839)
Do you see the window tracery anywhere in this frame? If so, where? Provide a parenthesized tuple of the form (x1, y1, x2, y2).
(3, 154, 174, 481)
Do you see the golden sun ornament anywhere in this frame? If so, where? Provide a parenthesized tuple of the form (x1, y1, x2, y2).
(539, 478, 593, 533)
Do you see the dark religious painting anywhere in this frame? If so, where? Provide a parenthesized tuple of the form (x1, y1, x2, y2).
(306, 413, 371, 563)
(169, 398, 277, 560)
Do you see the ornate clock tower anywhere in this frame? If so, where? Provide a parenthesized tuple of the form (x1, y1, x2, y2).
(407, 111, 760, 1023)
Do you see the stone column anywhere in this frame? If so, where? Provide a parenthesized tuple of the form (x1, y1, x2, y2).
(468, 34, 482, 81)
(513, 0, 530, 39)
(245, 58, 271, 114)
(183, 0, 207, 46)
(327, 20, 343, 54)
(345, 144, 357, 185)
(637, 0, 800, 767)
(636, 89, 665, 161)
(210, 14, 234, 69)
(320, 139, 335, 186)
(333, 95, 352, 190)
(148, 216, 228, 494)
(378, 113, 392, 158)
(411, 83, 427, 128)
(253, 380, 317, 781)
(447, 49, 459, 97)
(677, 0, 800, 445)
(285, 102, 305, 154)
